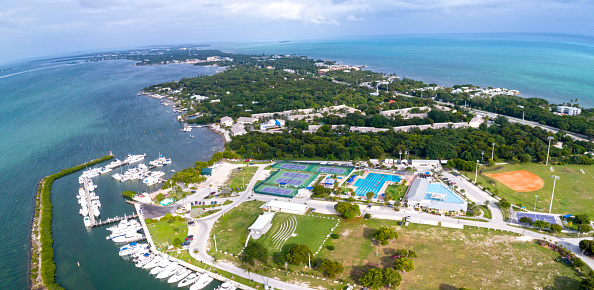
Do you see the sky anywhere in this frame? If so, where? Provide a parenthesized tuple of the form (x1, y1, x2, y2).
(1, 0, 593, 62)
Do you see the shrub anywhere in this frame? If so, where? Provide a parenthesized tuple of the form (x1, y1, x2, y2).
(330, 233, 339, 239)
(327, 245, 335, 251)
(364, 213, 372, 219)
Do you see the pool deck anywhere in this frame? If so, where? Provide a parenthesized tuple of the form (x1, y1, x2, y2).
(348, 171, 410, 199)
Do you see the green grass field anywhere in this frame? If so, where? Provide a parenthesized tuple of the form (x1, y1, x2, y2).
(145, 215, 188, 249)
(464, 164, 594, 215)
(384, 184, 408, 201)
(318, 218, 586, 289)
(210, 200, 265, 254)
(226, 165, 258, 191)
(258, 213, 338, 255)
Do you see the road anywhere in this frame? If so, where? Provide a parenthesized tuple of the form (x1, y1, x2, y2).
(392, 91, 591, 142)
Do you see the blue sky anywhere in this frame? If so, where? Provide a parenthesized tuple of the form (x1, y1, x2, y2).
(1, 0, 593, 62)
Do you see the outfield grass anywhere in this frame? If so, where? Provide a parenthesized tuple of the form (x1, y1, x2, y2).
(257, 213, 338, 255)
(226, 165, 258, 191)
(210, 200, 265, 254)
(146, 215, 188, 249)
(464, 164, 594, 215)
(317, 218, 584, 289)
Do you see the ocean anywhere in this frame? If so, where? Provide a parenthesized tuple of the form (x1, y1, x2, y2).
(0, 59, 224, 289)
(225, 34, 594, 107)
(0, 33, 593, 289)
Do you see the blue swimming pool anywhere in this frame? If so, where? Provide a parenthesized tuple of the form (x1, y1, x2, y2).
(353, 173, 401, 197)
(425, 183, 464, 203)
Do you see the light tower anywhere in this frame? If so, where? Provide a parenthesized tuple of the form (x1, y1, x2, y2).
(549, 175, 559, 213)
(534, 195, 539, 212)
(491, 142, 496, 161)
(474, 160, 479, 184)
(546, 136, 554, 165)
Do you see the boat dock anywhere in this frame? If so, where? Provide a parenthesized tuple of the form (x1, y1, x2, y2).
(91, 213, 139, 228)
(81, 177, 97, 226)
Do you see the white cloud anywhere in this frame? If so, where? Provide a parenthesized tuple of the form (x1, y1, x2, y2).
(346, 14, 364, 21)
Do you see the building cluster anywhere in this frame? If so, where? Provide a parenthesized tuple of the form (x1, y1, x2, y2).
(315, 63, 364, 75)
(555, 105, 581, 116)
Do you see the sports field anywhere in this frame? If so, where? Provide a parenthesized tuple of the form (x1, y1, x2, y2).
(467, 164, 594, 215)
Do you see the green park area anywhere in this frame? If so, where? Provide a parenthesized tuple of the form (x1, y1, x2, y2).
(319, 218, 587, 289)
(145, 214, 188, 250)
(384, 184, 408, 202)
(464, 164, 594, 215)
(225, 165, 259, 191)
(210, 200, 266, 254)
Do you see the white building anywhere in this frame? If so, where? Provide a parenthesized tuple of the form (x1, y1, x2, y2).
(248, 212, 275, 239)
(261, 200, 308, 215)
(230, 123, 247, 136)
(406, 178, 467, 213)
(557, 106, 581, 116)
(219, 116, 234, 127)
(236, 117, 257, 124)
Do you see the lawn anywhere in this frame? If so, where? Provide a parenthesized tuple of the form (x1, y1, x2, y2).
(384, 184, 408, 202)
(145, 214, 188, 249)
(257, 213, 338, 256)
(464, 164, 594, 215)
(209, 200, 265, 254)
(317, 218, 585, 289)
(226, 165, 259, 191)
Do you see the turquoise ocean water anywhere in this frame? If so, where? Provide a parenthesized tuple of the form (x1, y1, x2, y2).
(0, 33, 593, 289)
(227, 34, 594, 107)
(0, 60, 223, 289)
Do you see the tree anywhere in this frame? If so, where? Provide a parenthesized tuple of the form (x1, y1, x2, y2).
(382, 268, 402, 288)
(240, 241, 268, 265)
(318, 260, 344, 278)
(394, 257, 414, 272)
(334, 202, 360, 219)
(532, 220, 550, 231)
(273, 252, 286, 266)
(366, 191, 375, 201)
(286, 245, 313, 265)
(550, 224, 563, 233)
(370, 146, 385, 159)
(359, 268, 384, 289)
(580, 240, 594, 255)
(374, 227, 398, 246)
(301, 144, 316, 157)
(578, 224, 593, 234)
(498, 199, 511, 210)
(574, 214, 591, 225)
(313, 185, 328, 197)
(519, 217, 533, 224)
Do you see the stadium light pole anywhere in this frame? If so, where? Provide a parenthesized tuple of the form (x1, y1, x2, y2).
(491, 143, 496, 161)
(399, 151, 402, 163)
(474, 160, 479, 184)
(534, 195, 539, 212)
(481, 151, 484, 164)
(546, 136, 554, 165)
(549, 176, 559, 213)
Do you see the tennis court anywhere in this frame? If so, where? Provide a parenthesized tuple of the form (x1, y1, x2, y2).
(280, 163, 309, 171)
(308, 164, 354, 176)
(274, 178, 306, 186)
(254, 184, 298, 197)
(516, 212, 558, 225)
(281, 172, 311, 179)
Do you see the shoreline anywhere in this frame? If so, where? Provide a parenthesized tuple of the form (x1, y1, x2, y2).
(29, 154, 114, 289)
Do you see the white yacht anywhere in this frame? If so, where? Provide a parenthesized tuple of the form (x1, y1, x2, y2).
(167, 268, 191, 283)
(99, 167, 112, 174)
(118, 242, 147, 256)
(216, 281, 237, 290)
(156, 264, 181, 279)
(190, 274, 214, 290)
(124, 154, 146, 164)
(143, 256, 164, 269)
(135, 253, 153, 268)
(106, 219, 139, 232)
(149, 260, 172, 275)
(111, 232, 143, 243)
(83, 216, 91, 227)
(178, 273, 199, 288)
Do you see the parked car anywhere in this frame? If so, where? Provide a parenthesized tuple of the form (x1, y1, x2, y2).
(187, 221, 195, 226)
(391, 255, 401, 259)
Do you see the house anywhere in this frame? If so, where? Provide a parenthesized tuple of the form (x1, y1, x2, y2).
(248, 212, 275, 239)
(261, 119, 285, 130)
(219, 116, 234, 127)
(236, 117, 257, 124)
(261, 200, 308, 215)
(349, 126, 390, 133)
(557, 106, 581, 116)
(230, 123, 247, 136)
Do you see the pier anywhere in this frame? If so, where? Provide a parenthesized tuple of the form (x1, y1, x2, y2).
(81, 177, 97, 226)
(91, 213, 139, 228)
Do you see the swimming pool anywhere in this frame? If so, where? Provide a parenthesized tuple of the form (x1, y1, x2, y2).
(425, 183, 464, 203)
(353, 173, 401, 197)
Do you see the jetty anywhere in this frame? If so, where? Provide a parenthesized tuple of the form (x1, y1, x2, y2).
(91, 213, 139, 228)
(81, 177, 97, 226)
